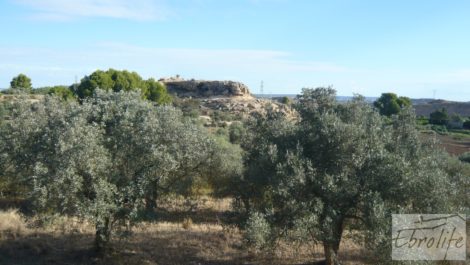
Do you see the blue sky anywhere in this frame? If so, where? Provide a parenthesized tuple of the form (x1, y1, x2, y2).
(1, 0, 470, 101)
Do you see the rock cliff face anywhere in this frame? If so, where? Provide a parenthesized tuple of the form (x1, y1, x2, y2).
(160, 76, 252, 98)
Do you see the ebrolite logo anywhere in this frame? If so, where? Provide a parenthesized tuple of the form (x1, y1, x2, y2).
(392, 214, 467, 260)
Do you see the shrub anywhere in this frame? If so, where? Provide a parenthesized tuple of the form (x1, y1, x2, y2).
(463, 120, 470, 129)
(431, 124, 448, 134)
(280, 96, 292, 105)
(458, 152, 470, 163)
(429, 108, 449, 125)
(244, 212, 272, 251)
(228, 122, 246, 144)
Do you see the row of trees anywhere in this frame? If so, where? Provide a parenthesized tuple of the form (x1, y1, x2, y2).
(3, 70, 172, 105)
(373, 93, 470, 129)
(1, 87, 467, 264)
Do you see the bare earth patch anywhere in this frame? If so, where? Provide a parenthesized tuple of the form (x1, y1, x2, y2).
(0, 198, 468, 265)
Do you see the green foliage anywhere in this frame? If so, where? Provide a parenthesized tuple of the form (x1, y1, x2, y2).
(228, 122, 246, 144)
(244, 212, 272, 250)
(48, 86, 75, 101)
(145, 78, 172, 104)
(34, 86, 75, 101)
(416, 116, 429, 126)
(373, 93, 411, 116)
(172, 97, 201, 117)
(440, 155, 470, 216)
(430, 124, 448, 134)
(239, 87, 457, 264)
(75, 69, 171, 104)
(429, 108, 449, 125)
(10, 74, 32, 92)
(458, 152, 470, 163)
(211, 110, 233, 122)
(463, 120, 470, 129)
(205, 135, 243, 197)
(280, 96, 292, 105)
(0, 90, 213, 251)
(215, 127, 228, 138)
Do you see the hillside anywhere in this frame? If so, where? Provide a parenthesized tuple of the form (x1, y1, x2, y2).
(413, 99, 470, 117)
(162, 77, 296, 119)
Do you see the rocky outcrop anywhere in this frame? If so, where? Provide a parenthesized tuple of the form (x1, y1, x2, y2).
(160, 76, 252, 98)
(197, 97, 296, 120)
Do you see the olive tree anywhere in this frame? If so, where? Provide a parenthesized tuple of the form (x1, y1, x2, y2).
(241, 88, 456, 265)
(0, 90, 213, 252)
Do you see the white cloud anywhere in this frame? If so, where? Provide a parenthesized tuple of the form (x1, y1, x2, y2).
(1, 44, 468, 101)
(0, 43, 350, 89)
(13, 0, 171, 21)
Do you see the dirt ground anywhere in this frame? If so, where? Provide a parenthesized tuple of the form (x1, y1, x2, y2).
(0, 198, 468, 265)
(435, 134, 470, 156)
(0, 198, 372, 265)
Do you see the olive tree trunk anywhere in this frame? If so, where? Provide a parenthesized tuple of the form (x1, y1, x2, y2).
(94, 217, 112, 254)
(322, 217, 344, 265)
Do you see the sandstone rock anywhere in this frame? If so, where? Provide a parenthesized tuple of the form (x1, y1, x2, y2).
(160, 76, 252, 98)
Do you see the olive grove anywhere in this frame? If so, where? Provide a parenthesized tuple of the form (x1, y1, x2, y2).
(0, 90, 214, 252)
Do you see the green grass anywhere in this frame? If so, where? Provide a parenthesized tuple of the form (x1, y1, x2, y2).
(447, 129, 470, 140)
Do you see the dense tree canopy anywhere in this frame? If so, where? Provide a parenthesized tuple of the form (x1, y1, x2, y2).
(10, 74, 32, 92)
(429, 108, 450, 125)
(239, 88, 456, 265)
(0, 90, 212, 251)
(373, 92, 411, 116)
(75, 69, 172, 104)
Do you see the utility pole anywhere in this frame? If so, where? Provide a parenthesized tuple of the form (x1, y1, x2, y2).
(260, 80, 264, 97)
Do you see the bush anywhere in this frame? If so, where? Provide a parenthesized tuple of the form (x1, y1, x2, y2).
(416, 116, 429, 126)
(229, 122, 246, 144)
(280, 96, 292, 105)
(429, 108, 449, 125)
(463, 120, 470, 129)
(211, 110, 233, 122)
(173, 98, 201, 117)
(458, 152, 470, 163)
(244, 212, 272, 251)
(431, 124, 448, 134)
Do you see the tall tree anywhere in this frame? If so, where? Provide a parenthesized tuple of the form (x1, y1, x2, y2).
(10, 74, 32, 92)
(373, 92, 411, 116)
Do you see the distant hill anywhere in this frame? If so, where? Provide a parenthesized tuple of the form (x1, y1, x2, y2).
(413, 100, 470, 117)
(254, 94, 378, 103)
(255, 94, 470, 117)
